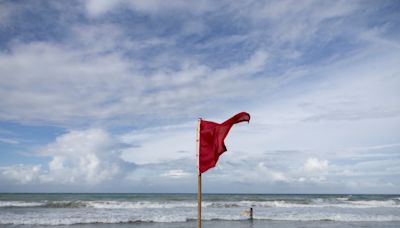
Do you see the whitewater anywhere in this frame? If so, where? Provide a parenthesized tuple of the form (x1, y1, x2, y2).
(0, 193, 399, 227)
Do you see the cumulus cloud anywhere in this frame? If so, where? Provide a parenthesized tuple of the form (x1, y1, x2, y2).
(0, 165, 41, 184)
(304, 158, 329, 172)
(1, 124, 398, 193)
(40, 129, 134, 184)
(0, 129, 135, 186)
(0, 127, 194, 190)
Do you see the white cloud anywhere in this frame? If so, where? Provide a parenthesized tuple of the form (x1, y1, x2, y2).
(1, 122, 398, 193)
(40, 129, 132, 184)
(120, 124, 194, 164)
(304, 158, 329, 172)
(0, 164, 41, 184)
(0, 1, 399, 193)
(4, 35, 390, 191)
(0, 129, 135, 186)
(161, 169, 190, 179)
(256, 162, 287, 182)
(84, 0, 215, 17)
(0, 37, 270, 127)
(85, 0, 121, 17)
(2, 1, 397, 130)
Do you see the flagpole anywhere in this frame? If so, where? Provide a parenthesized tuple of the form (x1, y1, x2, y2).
(196, 118, 201, 228)
(197, 172, 201, 228)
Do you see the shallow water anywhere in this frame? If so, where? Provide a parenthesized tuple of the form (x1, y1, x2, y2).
(3, 220, 400, 228)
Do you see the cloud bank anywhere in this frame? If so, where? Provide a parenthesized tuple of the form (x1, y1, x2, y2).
(0, 0, 399, 193)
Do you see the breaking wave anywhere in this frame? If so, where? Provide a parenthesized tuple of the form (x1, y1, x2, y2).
(1, 198, 399, 209)
(1, 194, 399, 225)
(1, 213, 400, 225)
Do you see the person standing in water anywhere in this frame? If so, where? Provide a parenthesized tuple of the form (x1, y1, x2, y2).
(241, 207, 254, 220)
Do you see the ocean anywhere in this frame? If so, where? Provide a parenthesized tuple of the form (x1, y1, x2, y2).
(0, 193, 399, 227)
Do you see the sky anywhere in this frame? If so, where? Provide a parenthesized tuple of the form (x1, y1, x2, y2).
(0, 0, 399, 194)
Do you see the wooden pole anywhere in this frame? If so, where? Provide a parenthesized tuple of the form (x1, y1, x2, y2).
(197, 173, 202, 228)
(196, 118, 201, 228)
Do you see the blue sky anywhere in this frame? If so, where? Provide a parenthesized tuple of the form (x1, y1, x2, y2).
(0, 0, 399, 193)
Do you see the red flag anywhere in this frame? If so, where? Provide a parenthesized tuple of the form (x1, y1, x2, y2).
(198, 112, 250, 173)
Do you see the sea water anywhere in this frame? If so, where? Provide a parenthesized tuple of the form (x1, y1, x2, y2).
(0, 193, 399, 227)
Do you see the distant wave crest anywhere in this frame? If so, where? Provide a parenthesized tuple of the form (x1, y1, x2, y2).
(0, 198, 399, 209)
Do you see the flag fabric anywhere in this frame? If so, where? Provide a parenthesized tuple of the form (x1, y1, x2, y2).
(198, 112, 250, 173)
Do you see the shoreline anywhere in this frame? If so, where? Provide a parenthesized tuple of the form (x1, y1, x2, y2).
(2, 220, 400, 228)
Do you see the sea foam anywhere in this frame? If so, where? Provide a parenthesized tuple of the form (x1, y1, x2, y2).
(1, 194, 399, 225)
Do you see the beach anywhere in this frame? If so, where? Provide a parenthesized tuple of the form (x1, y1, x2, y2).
(0, 193, 399, 227)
